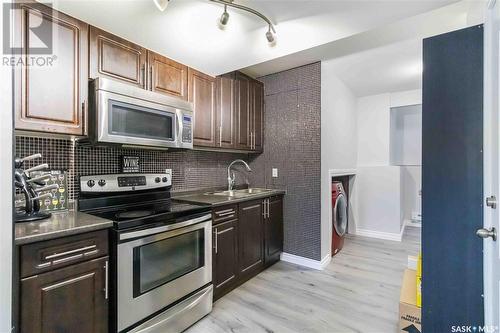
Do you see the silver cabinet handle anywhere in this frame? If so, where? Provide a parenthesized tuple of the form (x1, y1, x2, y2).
(104, 260, 109, 300)
(217, 211, 235, 217)
(219, 126, 223, 147)
(141, 64, 146, 89)
(52, 253, 84, 265)
(477, 227, 497, 241)
(213, 228, 218, 254)
(44, 245, 97, 260)
(267, 199, 270, 219)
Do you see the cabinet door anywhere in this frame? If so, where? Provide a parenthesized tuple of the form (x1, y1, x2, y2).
(189, 68, 216, 147)
(252, 80, 264, 152)
(235, 73, 252, 150)
(265, 197, 283, 265)
(148, 51, 188, 100)
(13, 3, 88, 135)
(238, 200, 264, 277)
(21, 257, 109, 333)
(213, 219, 238, 300)
(89, 26, 147, 88)
(216, 75, 235, 149)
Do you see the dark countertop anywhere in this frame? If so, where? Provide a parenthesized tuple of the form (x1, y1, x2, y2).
(15, 211, 113, 245)
(173, 189, 286, 207)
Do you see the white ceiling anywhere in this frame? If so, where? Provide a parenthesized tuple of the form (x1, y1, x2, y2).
(242, 0, 485, 96)
(48, 0, 457, 76)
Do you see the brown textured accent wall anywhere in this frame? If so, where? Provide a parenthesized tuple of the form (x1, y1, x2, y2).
(15, 136, 249, 201)
(249, 62, 322, 261)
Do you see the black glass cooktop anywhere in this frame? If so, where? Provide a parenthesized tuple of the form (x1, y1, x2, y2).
(85, 200, 211, 230)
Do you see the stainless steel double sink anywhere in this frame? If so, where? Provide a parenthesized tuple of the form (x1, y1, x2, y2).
(204, 188, 274, 198)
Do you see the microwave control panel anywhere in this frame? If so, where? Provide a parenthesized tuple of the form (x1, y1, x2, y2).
(182, 115, 193, 143)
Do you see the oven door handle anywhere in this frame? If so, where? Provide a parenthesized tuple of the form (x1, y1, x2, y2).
(119, 213, 212, 241)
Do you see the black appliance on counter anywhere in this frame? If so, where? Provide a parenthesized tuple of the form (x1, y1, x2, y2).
(78, 172, 213, 333)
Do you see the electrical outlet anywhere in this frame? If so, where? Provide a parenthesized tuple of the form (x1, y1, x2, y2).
(272, 168, 278, 178)
(165, 169, 172, 176)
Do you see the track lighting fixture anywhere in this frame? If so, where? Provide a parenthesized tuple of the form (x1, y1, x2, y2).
(153, 0, 277, 44)
(153, 0, 170, 12)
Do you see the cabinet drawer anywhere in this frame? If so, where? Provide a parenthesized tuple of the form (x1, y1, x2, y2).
(20, 230, 108, 278)
(213, 205, 238, 224)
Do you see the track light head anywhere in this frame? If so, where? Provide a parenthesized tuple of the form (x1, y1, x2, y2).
(266, 26, 275, 44)
(220, 5, 229, 26)
(153, 0, 170, 11)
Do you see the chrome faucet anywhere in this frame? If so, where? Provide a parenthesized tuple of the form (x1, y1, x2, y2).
(227, 159, 252, 191)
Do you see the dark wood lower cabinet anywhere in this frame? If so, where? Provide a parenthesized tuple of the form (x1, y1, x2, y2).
(213, 219, 238, 300)
(21, 256, 109, 333)
(212, 196, 283, 301)
(265, 197, 284, 266)
(238, 199, 264, 278)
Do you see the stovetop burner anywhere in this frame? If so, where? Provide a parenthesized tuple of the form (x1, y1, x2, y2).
(115, 210, 155, 220)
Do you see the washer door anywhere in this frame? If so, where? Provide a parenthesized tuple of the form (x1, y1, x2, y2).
(333, 194, 348, 237)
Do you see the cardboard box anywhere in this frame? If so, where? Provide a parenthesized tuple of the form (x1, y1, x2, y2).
(416, 252, 422, 308)
(400, 269, 422, 333)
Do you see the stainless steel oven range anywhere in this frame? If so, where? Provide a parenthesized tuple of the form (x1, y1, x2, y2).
(79, 173, 212, 333)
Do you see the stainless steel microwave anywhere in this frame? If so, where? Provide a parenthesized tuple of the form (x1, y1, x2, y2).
(88, 77, 194, 150)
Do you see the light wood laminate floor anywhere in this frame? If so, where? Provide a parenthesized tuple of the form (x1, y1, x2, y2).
(188, 226, 421, 333)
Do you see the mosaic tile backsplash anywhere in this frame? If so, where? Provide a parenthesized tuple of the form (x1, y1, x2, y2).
(250, 62, 322, 261)
(15, 136, 248, 202)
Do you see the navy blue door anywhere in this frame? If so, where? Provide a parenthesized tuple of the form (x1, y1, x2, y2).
(422, 25, 484, 332)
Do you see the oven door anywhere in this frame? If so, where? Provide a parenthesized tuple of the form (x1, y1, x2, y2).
(117, 214, 212, 332)
(97, 90, 180, 148)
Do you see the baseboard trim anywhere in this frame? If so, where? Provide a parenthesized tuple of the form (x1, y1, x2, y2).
(405, 219, 422, 228)
(355, 226, 404, 242)
(280, 252, 331, 270)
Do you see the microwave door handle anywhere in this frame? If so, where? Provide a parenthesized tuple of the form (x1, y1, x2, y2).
(176, 111, 181, 144)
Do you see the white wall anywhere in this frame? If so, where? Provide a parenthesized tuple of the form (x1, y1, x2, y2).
(390, 104, 422, 166)
(321, 61, 357, 259)
(0, 0, 13, 329)
(357, 94, 391, 166)
(354, 89, 421, 237)
(355, 166, 402, 235)
(401, 166, 422, 222)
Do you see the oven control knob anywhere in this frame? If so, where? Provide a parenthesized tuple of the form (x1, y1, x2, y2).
(162, 177, 168, 183)
(155, 177, 161, 183)
(98, 179, 106, 187)
(87, 180, 95, 188)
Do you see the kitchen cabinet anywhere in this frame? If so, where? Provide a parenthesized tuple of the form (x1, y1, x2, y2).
(264, 196, 283, 265)
(18, 230, 109, 333)
(211, 196, 283, 301)
(89, 26, 147, 88)
(189, 68, 217, 147)
(234, 72, 264, 152)
(13, 2, 88, 135)
(252, 80, 264, 153)
(238, 199, 264, 278)
(148, 51, 188, 100)
(216, 75, 236, 149)
(21, 257, 109, 333)
(235, 72, 252, 150)
(212, 218, 238, 300)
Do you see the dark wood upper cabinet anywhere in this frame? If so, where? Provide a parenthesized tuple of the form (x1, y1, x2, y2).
(216, 75, 236, 149)
(21, 256, 109, 333)
(235, 73, 252, 150)
(265, 197, 283, 265)
(252, 80, 264, 153)
(189, 68, 217, 147)
(148, 51, 188, 100)
(238, 199, 264, 277)
(13, 3, 88, 135)
(89, 26, 147, 88)
(213, 219, 238, 300)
